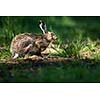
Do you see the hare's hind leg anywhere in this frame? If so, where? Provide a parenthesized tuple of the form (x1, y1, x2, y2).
(24, 44, 33, 59)
(24, 44, 33, 53)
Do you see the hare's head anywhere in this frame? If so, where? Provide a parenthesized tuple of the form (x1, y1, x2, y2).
(44, 32, 57, 42)
(39, 20, 57, 41)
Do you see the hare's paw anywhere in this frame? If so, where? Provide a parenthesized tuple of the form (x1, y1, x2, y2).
(13, 53, 19, 59)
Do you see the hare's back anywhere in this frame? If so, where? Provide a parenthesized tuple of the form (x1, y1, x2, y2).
(10, 33, 34, 53)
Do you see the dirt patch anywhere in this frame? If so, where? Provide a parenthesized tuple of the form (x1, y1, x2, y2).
(0, 54, 99, 66)
(0, 56, 70, 66)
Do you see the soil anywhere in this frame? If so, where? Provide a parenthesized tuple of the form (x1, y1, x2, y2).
(0, 56, 70, 66)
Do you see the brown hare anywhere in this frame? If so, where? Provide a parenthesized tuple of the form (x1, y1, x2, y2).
(10, 20, 57, 59)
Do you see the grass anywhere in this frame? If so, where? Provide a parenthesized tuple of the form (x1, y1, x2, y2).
(0, 16, 100, 82)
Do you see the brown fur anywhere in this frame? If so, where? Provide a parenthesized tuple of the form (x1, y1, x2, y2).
(10, 32, 56, 58)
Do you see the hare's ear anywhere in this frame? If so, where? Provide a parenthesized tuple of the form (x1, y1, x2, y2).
(39, 20, 48, 34)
